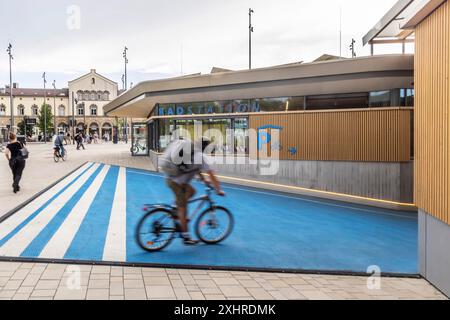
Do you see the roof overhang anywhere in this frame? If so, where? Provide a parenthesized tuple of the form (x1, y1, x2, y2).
(403, 0, 447, 28)
(362, 0, 440, 45)
(104, 55, 414, 119)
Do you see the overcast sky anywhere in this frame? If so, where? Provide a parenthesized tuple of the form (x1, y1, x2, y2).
(0, 0, 412, 88)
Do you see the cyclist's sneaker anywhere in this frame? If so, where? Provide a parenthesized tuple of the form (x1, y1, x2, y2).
(182, 234, 199, 246)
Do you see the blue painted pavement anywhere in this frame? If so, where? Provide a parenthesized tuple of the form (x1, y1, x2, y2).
(0, 163, 418, 274)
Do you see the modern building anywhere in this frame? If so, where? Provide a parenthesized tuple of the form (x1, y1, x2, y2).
(104, 54, 415, 207)
(364, 0, 450, 297)
(0, 69, 120, 141)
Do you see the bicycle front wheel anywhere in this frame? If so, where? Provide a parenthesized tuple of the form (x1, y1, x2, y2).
(196, 206, 234, 244)
(136, 209, 176, 252)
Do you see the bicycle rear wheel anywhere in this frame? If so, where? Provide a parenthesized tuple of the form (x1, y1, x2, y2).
(136, 208, 177, 252)
(195, 206, 234, 244)
(53, 153, 60, 163)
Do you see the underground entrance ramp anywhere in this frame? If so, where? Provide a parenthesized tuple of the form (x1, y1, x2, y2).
(0, 162, 418, 275)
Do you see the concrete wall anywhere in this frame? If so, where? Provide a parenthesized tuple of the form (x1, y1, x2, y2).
(150, 152, 413, 203)
(419, 210, 450, 297)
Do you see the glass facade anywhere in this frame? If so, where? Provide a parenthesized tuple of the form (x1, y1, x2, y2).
(154, 89, 413, 117)
(147, 88, 414, 154)
(150, 117, 249, 154)
(157, 100, 261, 116)
(131, 123, 149, 156)
(369, 91, 391, 107)
(400, 88, 415, 107)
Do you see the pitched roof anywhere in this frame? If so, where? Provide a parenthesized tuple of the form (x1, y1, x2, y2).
(0, 87, 69, 97)
(69, 69, 118, 86)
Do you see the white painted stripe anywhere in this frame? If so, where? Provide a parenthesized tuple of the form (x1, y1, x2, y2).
(0, 162, 93, 241)
(103, 167, 127, 262)
(39, 165, 110, 259)
(0, 163, 101, 257)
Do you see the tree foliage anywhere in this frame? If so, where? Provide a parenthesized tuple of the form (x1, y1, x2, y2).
(38, 104, 54, 135)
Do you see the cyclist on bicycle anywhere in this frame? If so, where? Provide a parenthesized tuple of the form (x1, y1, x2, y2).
(161, 137, 225, 245)
(53, 131, 65, 158)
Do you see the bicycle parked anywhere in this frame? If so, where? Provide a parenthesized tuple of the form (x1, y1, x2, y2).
(136, 184, 234, 252)
(131, 138, 147, 154)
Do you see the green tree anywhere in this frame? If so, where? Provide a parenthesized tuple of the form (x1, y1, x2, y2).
(17, 120, 34, 138)
(38, 104, 54, 137)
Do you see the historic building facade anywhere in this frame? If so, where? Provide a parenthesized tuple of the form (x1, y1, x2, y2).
(0, 69, 119, 141)
(68, 69, 119, 138)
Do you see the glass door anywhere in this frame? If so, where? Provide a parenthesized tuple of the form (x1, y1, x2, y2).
(131, 122, 149, 156)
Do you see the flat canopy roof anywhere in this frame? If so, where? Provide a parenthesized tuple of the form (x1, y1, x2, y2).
(363, 0, 447, 45)
(104, 54, 414, 119)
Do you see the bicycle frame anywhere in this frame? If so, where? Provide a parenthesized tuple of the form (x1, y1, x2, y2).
(144, 187, 215, 224)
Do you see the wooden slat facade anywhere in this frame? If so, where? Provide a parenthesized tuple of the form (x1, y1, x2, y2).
(414, 0, 450, 225)
(249, 108, 412, 162)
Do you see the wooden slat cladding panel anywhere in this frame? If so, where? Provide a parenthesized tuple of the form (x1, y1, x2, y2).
(414, 1, 450, 225)
(249, 108, 412, 162)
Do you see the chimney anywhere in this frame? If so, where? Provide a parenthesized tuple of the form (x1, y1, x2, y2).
(91, 69, 96, 73)
(13, 83, 19, 89)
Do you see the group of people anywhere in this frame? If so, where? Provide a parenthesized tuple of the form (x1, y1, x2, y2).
(59, 131, 112, 150)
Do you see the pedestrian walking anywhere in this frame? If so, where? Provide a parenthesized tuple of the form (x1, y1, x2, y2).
(4, 132, 27, 194)
(65, 132, 71, 145)
(76, 132, 85, 150)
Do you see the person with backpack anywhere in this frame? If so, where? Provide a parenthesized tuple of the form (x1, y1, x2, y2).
(160, 138, 225, 245)
(76, 132, 85, 150)
(4, 132, 27, 193)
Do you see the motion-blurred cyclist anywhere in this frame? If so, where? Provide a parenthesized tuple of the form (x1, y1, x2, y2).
(160, 138, 225, 245)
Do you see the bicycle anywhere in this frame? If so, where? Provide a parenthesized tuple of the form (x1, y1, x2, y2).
(131, 139, 147, 154)
(136, 185, 234, 252)
(53, 146, 67, 163)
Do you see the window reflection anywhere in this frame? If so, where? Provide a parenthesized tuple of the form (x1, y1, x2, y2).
(369, 91, 391, 108)
(155, 117, 249, 154)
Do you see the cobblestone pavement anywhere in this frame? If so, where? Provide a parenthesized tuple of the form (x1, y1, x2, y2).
(0, 143, 447, 300)
(0, 262, 447, 300)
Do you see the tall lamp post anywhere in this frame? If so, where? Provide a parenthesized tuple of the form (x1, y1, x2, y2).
(249, 8, 254, 70)
(42, 72, 47, 143)
(7, 43, 14, 134)
(52, 80, 57, 134)
(71, 92, 76, 144)
(123, 46, 129, 143)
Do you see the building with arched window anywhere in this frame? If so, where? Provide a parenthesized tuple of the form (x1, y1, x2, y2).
(0, 69, 131, 140)
(58, 105, 66, 117)
(90, 104, 98, 116)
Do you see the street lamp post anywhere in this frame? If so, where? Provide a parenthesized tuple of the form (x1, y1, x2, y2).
(123, 47, 128, 90)
(7, 43, 14, 135)
(71, 92, 76, 144)
(249, 8, 254, 70)
(123, 46, 129, 143)
(43, 72, 47, 143)
(52, 80, 57, 135)
(82, 102, 86, 134)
